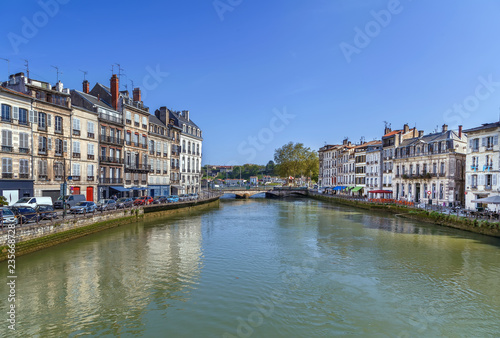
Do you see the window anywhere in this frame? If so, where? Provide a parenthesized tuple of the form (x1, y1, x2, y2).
(471, 174, 478, 188)
(55, 139, 63, 155)
(18, 108, 28, 125)
(432, 183, 436, 199)
(126, 111, 132, 123)
(72, 163, 81, 176)
(197, 144, 200, 155)
(439, 184, 443, 199)
(88, 144, 94, 159)
(433, 163, 437, 174)
(101, 147, 106, 157)
(182, 140, 186, 153)
(51, 116, 62, 134)
(73, 118, 81, 135)
(38, 160, 48, 178)
(87, 164, 94, 178)
(133, 133, 139, 145)
(440, 162, 445, 175)
(126, 132, 131, 144)
(134, 114, 139, 126)
(73, 141, 81, 156)
(142, 116, 147, 128)
(38, 136, 47, 153)
(1, 104, 11, 122)
(486, 174, 492, 189)
(54, 162, 63, 180)
(38, 112, 47, 129)
(470, 138, 480, 151)
(2, 130, 12, 151)
(19, 159, 29, 178)
(87, 121, 95, 137)
(2, 158, 12, 178)
(142, 135, 147, 146)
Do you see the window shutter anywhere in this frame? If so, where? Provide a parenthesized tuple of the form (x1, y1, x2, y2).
(48, 138, 52, 150)
(12, 107, 19, 120)
(494, 135, 498, 146)
(63, 140, 68, 153)
(482, 138, 486, 147)
(493, 174, 497, 186)
(47, 114, 52, 127)
(466, 174, 471, 185)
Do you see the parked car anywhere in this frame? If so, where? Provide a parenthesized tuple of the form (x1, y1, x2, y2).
(116, 198, 134, 209)
(70, 201, 97, 214)
(0, 207, 18, 226)
(96, 199, 117, 211)
(167, 195, 179, 203)
(54, 195, 86, 209)
(9, 206, 39, 224)
(152, 196, 168, 204)
(13, 196, 53, 209)
(189, 193, 199, 200)
(36, 205, 58, 220)
(133, 196, 154, 206)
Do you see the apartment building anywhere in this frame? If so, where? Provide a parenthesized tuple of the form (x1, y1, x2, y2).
(0, 85, 34, 203)
(169, 110, 203, 194)
(147, 114, 171, 197)
(318, 144, 339, 189)
(381, 124, 417, 194)
(3, 73, 73, 201)
(463, 122, 500, 210)
(365, 141, 382, 193)
(392, 124, 467, 206)
(72, 80, 125, 200)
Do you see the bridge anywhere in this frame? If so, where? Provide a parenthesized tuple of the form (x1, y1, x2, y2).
(215, 187, 309, 199)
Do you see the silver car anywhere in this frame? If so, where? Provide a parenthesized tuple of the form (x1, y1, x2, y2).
(0, 207, 18, 226)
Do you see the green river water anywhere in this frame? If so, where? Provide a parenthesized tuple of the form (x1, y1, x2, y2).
(1, 198, 500, 337)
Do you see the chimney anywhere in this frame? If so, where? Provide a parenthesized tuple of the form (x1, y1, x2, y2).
(182, 110, 190, 121)
(442, 124, 448, 132)
(384, 126, 391, 135)
(83, 80, 89, 94)
(111, 74, 119, 111)
(458, 125, 462, 138)
(133, 87, 141, 102)
(418, 130, 424, 137)
(97, 94, 100, 102)
(403, 123, 409, 133)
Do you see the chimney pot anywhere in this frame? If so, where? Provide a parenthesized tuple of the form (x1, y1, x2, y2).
(442, 124, 448, 132)
(403, 124, 409, 133)
(111, 74, 119, 111)
(83, 80, 90, 94)
(458, 125, 463, 138)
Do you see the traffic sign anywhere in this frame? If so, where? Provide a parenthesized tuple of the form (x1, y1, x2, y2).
(427, 191, 431, 196)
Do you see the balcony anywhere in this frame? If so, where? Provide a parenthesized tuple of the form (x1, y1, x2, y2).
(149, 150, 155, 155)
(87, 132, 95, 139)
(125, 179, 131, 185)
(55, 175, 63, 181)
(100, 135, 124, 146)
(142, 124, 147, 129)
(134, 180, 139, 185)
(54, 128, 63, 134)
(134, 122, 140, 127)
(471, 165, 478, 171)
(485, 185, 492, 190)
(156, 152, 161, 156)
(88, 154, 95, 160)
(133, 141, 140, 147)
(156, 170, 161, 174)
(73, 130, 81, 136)
(124, 163, 151, 172)
(141, 180, 147, 185)
(55, 152, 63, 157)
(38, 150, 47, 155)
(142, 143, 147, 149)
(2, 173, 13, 179)
(163, 170, 168, 174)
(471, 185, 478, 190)
(73, 153, 81, 158)
(99, 112, 123, 125)
(19, 147, 29, 154)
(99, 156, 124, 164)
(163, 153, 168, 157)
(72, 176, 81, 181)
(87, 176, 94, 181)
(2, 146, 13, 152)
(37, 125, 47, 132)
(100, 178, 123, 184)
(19, 174, 29, 179)
(38, 175, 48, 181)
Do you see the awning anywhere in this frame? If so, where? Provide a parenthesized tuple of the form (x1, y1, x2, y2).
(472, 195, 500, 204)
(351, 186, 363, 192)
(345, 186, 354, 190)
(368, 190, 393, 194)
(171, 185, 183, 190)
(333, 186, 347, 191)
(110, 186, 130, 192)
(131, 187, 148, 191)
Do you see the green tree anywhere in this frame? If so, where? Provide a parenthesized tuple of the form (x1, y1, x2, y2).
(0, 196, 7, 206)
(274, 142, 319, 183)
(265, 160, 275, 175)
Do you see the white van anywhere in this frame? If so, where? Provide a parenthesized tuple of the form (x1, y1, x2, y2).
(13, 196, 53, 209)
(54, 194, 86, 209)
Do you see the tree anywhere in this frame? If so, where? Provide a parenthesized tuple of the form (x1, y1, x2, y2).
(274, 142, 319, 183)
(265, 160, 275, 175)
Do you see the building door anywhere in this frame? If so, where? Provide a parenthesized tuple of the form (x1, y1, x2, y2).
(415, 183, 420, 203)
(2, 190, 19, 206)
(86, 187, 94, 202)
(73, 187, 80, 195)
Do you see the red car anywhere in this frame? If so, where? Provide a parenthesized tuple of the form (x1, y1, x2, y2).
(133, 196, 153, 206)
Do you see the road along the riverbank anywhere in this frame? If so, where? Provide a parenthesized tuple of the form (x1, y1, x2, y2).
(309, 192, 500, 238)
(0, 197, 220, 262)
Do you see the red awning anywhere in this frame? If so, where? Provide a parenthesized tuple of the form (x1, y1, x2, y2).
(368, 190, 393, 194)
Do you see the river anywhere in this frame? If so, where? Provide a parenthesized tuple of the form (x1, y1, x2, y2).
(2, 198, 500, 337)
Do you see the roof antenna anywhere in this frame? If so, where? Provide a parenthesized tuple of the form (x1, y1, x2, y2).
(0, 58, 10, 77)
(24, 59, 30, 79)
(51, 65, 62, 82)
(79, 69, 88, 81)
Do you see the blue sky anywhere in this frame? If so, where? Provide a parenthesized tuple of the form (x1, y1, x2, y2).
(2, 0, 500, 165)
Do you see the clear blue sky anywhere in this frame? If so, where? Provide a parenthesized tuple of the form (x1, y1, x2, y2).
(2, 0, 500, 165)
